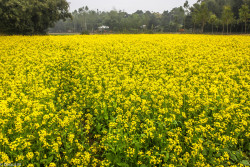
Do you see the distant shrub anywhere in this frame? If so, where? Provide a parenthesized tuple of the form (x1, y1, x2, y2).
(145, 30, 154, 34)
(81, 30, 90, 35)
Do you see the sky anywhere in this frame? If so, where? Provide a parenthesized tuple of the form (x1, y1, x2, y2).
(67, 0, 197, 13)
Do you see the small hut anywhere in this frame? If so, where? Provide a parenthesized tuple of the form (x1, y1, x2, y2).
(98, 25, 109, 32)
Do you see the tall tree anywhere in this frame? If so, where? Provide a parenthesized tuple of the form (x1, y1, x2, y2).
(78, 6, 89, 31)
(222, 5, 234, 34)
(170, 7, 185, 32)
(190, 3, 200, 33)
(215, 17, 221, 32)
(183, 0, 189, 30)
(239, 3, 250, 33)
(0, 0, 71, 34)
(161, 11, 171, 32)
(198, 2, 210, 33)
(209, 14, 218, 34)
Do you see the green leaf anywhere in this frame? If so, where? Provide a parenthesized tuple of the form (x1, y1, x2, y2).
(140, 165, 147, 167)
(40, 159, 48, 164)
(104, 113, 109, 120)
(113, 101, 117, 108)
(229, 151, 237, 162)
(164, 152, 169, 161)
(96, 123, 102, 132)
(34, 163, 40, 167)
(240, 160, 250, 166)
(47, 156, 54, 163)
(202, 148, 207, 155)
(117, 162, 129, 167)
(215, 152, 221, 158)
(66, 143, 71, 149)
(106, 153, 114, 161)
(235, 151, 242, 159)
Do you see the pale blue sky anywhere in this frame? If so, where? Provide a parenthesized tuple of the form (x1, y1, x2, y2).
(67, 0, 197, 13)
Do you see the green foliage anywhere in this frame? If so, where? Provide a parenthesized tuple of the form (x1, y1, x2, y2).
(81, 30, 90, 35)
(209, 14, 218, 25)
(199, 2, 210, 32)
(239, 4, 250, 22)
(239, 3, 250, 33)
(222, 5, 234, 34)
(209, 14, 218, 33)
(222, 6, 234, 24)
(190, 2, 210, 33)
(47, 0, 249, 34)
(188, 0, 249, 33)
(0, 0, 72, 34)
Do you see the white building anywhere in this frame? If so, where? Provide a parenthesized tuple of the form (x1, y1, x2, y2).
(98, 25, 109, 32)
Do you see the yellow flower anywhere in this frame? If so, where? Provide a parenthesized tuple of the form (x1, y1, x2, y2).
(0, 34, 249, 167)
(68, 134, 75, 143)
(26, 152, 34, 160)
(27, 164, 34, 167)
(49, 162, 57, 167)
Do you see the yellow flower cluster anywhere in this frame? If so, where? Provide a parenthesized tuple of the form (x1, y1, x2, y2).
(0, 35, 249, 166)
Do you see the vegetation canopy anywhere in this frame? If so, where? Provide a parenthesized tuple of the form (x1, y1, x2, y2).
(49, 0, 250, 34)
(0, 0, 72, 35)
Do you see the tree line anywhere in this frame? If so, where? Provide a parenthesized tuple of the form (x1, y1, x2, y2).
(0, 0, 249, 35)
(50, 0, 250, 34)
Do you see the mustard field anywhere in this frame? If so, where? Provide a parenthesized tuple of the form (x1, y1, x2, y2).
(0, 35, 249, 167)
